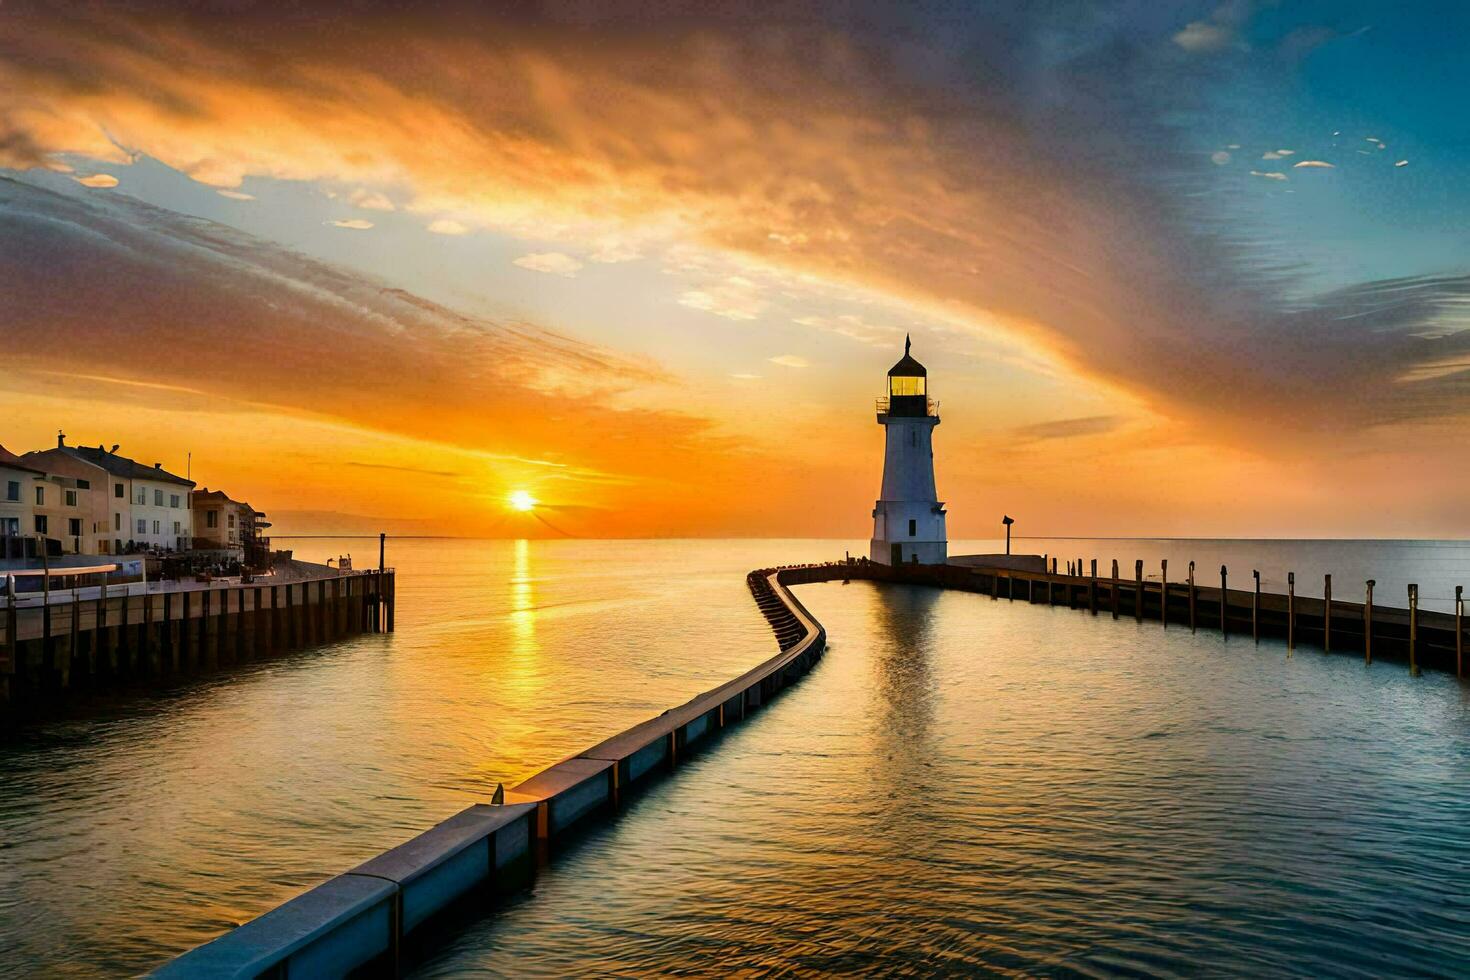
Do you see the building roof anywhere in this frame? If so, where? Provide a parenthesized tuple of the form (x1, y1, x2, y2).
(0, 444, 46, 475)
(887, 334, 927, 377)
(60, 445, 196, 487)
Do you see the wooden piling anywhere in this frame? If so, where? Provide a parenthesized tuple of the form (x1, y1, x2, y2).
(1188, 561, 1196, 633)
(1219, 565, 1227, 637)
(1323, 574, 1332, 653)
(1160, 560, 1168, 628)
(288, 583, 300, 649)
(143, 591, 154, 672)
(1134, 560, 1143, 621)
(119, 588, 131, 667)
(1408, 584, 1419, 675)
(95, 581, 108, 672)
(69, 590, 80, 683)
(204, 589, 216, 668)
(1110, 560, 1119, 620)
(1456, 586, 1463, 679)
(1252, 570, 1260, 644)
(1364, 580, 1374, 664)
(1287, 572, 1296, 651)
(5, 595, 16, 682)
(1089, 560, 1098, 615)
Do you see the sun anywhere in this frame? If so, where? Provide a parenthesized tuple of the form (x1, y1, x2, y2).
(508, 490, 538, 512)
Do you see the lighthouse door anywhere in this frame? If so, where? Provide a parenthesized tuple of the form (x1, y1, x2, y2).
(891, 543, 903, 565)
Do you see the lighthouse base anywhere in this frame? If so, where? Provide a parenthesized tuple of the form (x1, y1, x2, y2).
(870, 539, 947, 566)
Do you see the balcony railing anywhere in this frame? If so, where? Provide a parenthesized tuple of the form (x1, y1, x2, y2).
(875, 396, 940, 416)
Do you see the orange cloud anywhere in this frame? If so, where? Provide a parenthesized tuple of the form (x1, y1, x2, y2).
(3, 2, 1464, 453)
(2, 5, 1469, 536)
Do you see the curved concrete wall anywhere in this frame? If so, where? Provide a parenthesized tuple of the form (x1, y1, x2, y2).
(154, 566, 828, 979)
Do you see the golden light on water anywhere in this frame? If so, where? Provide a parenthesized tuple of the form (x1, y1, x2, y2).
(509, 490, 538, 512)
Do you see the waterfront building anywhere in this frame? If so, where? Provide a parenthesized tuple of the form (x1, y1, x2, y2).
(28, 437, 195, 553)
(870, 337, 947, 565)
(32, 470, 96, 555)
(22, 438, 115, 554)
(192, 489, 272, 567)
(0, 445, 46, 558)
(192, 489, 247, 551)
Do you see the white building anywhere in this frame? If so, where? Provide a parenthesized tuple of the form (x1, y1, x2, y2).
(870, 337, 948, 565)
(0, 444, 45, 546)
(42, 441, 196, 552)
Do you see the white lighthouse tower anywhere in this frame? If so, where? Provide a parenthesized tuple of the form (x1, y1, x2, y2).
(871, 336, 947, 565)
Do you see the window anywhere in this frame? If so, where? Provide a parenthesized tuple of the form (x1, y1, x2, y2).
(34, 515, 48, 534)
(889, 375, 926, 397)
(908, 518, 917, 537)
(170, 494, 180, 508)
(154, 489, 163, 507)
(5, 481, 17, 502)
(100, 540, 110, 555)
(228, 513, 236, 528)
(65, 489, 78, 507)
(135, 489, 145, 505)
(137, 518, 147, 535)
(152, 520, 160, 534)
(173, 521, 181, 534)
(35, 485, 44, 506)
(68, 518, 81, 537)
(76, 479, 89, 489)
(114, 482, 124, 498)
(114, 513, 121, 531)
(206, 511, 219, 529)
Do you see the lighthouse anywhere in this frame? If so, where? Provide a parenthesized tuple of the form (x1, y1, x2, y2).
(871, 336, 947, 565)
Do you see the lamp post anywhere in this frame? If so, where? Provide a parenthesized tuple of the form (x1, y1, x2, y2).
(1002, 515, 1014, 556)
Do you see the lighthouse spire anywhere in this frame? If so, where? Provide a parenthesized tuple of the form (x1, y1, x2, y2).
(905, 333, 911, 356)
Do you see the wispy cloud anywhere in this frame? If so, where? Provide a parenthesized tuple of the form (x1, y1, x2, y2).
(343, 460, 462, 478)
(768, 354, 809, 368)
(514, 252, 583, 277)
(330, 218, 374, 230)
(679, 278, 766, 321)
(1013, 415, 1122, 443)
(349, 188, 394, 211)
(427, 218, 469, 235)
(73, 174, 118, 188)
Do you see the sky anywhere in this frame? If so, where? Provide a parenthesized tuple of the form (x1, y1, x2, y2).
(1, 1, 1468, 539)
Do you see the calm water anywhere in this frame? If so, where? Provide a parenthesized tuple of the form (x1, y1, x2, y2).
(0, 538, 1468, 976)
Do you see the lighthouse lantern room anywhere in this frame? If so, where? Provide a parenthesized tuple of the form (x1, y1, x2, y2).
(870, 336, 947, 565)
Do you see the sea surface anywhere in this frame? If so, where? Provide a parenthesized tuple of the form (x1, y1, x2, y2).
(0, 537, 1467, 977)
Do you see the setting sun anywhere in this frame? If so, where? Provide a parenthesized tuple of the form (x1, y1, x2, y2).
(509, 490, 538, 512)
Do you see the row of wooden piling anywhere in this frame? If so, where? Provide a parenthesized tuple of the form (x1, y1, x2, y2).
(794, 558, 1466, 678)
(748, 567, 811, 651)
(0, 569, 396, 711)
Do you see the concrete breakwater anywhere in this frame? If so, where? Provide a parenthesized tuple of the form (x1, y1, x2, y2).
(153, 566, 827, 978)
(0, 566, 396, 713)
